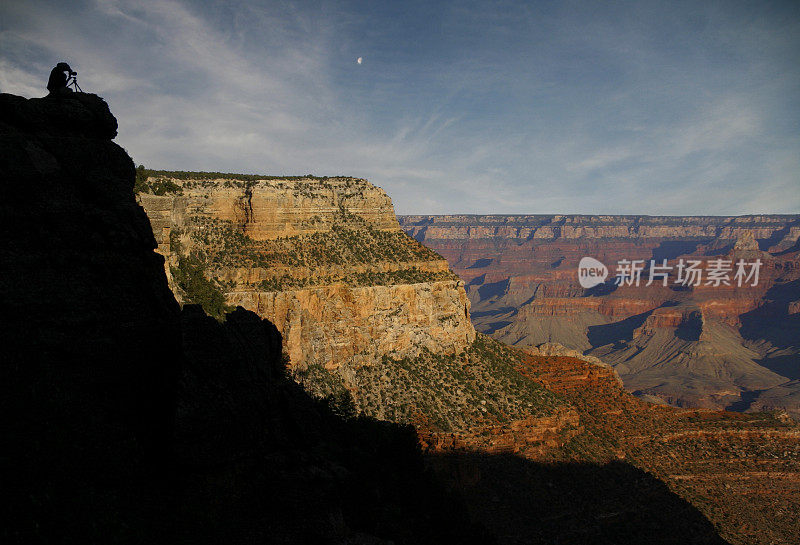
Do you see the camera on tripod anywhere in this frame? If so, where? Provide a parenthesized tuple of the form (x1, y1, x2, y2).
(66, 70, 83, 93)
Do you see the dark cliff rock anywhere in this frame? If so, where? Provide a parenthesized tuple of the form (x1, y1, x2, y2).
(175, 306, 486, 544)
(1, 92, 183, 541)
(0, 93, 485, 544)
(0, 92, 118, 139)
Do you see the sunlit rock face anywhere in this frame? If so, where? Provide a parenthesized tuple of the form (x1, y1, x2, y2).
(399, 214, 800, 412)
(139, 176, 476, 375)
(229, 280, 474, 370)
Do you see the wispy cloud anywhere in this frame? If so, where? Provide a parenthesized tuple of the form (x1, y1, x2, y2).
(0, 0, 797, 215)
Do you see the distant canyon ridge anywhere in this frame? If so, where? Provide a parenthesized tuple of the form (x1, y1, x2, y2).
(399, 214, 800, 416)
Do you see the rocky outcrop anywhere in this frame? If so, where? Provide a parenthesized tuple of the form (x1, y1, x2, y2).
(734, 230, 759, 251)
(139, 176, 400, 244)
(418, 407, 581, 457)
(0, 93, 183, 511)
(1, 91, 180, 540)
(524, 342, 618, 378)
(139, 175, 476, 375)
(399, 214, 800, 412)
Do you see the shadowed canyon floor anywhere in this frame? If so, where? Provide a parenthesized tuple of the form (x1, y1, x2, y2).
(4, 92, 800, 544)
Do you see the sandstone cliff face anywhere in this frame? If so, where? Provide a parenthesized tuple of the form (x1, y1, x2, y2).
(139, 176, 399, 245)
(139, 175, 475, 378)
(230, 280, 473, 370)
(399, 214, 800, 413)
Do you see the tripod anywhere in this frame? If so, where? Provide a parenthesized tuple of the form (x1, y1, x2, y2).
(67, 75, 83, 93)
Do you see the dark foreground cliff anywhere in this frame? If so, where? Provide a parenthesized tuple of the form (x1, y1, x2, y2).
(0, 92, 184, 541)
(0, 93, 490, 544)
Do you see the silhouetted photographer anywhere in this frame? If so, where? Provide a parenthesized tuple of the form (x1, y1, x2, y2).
(47, 62, 82, 96)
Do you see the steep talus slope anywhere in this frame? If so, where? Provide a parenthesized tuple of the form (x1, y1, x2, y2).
(0, 93, 489, 544)
(399, 214, 800, 412)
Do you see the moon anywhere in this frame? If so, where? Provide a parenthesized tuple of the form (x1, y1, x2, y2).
(357, 57, 362, 64)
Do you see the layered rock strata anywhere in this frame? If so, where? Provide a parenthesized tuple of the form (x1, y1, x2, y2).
(420, 350, 800, 545)
(399, 214, 800, 412)
(138, 175, 475, 393)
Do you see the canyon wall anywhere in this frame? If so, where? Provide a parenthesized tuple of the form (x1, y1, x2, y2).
(139, 176, 475, 386)
(399, 214, 800, 413)
(401, 214, 800, 245)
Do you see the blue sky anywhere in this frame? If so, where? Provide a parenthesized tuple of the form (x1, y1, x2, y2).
(1, 0, 798, 214)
